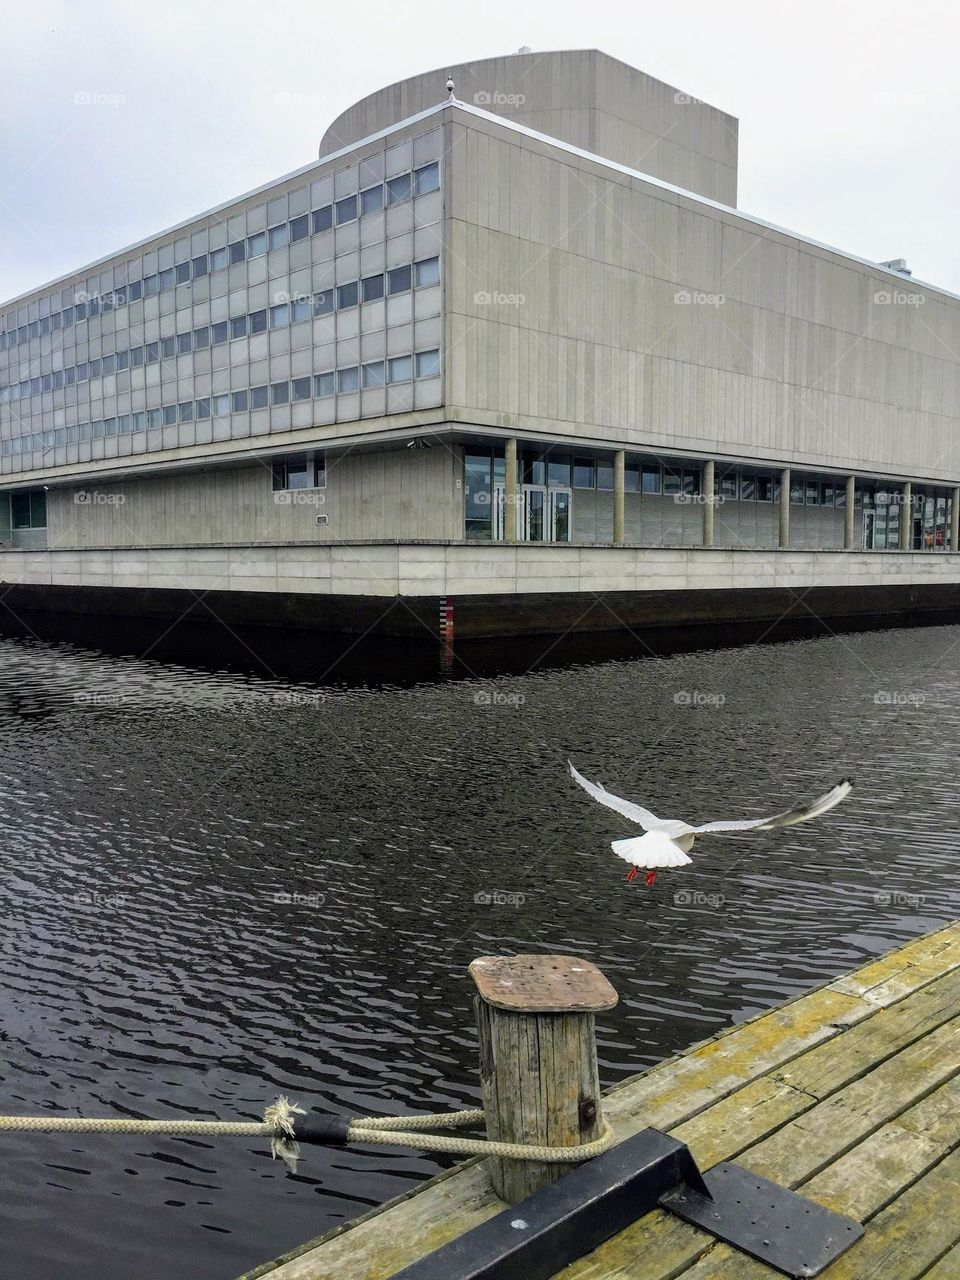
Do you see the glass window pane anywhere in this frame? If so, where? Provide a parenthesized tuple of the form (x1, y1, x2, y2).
(249, 309, 267, 334)
(231, 389, 248, 412)
(292, 376, 311, 400)
(596, 462, 614, 491)
(212, 394, 230, 416)
(387, 173, 411, 204)
(290, 214, 309, 241)
(251, 384, 268, 408)
(415, 348, 440, 377)
(337, 281, 358, 309)
(547, 455, 571, 487)
(415, 257, 439, 287)
(641, 464, 661, 493)
(338, 366, 359, 393)
(414, 162, 440, 195)
(335, 194, 358, 224)
(175, 262, 190, 284)
(362, 360, 385, 387)
(230, 316, 247, 339)
(624, 463, 640, 492)
(271, 381, 289, 404)
(178, 400, 193, 422)
(268, 223, 288, 250)
(210, 246, 227, 271)
(195, 397, 210, 418)
(360, 185, 384, 215)
(362, 273, 385, 302)
(192, 254, 208, 277)
(573, 458, 595, 488)
(247, 231, 267, 258)
(387, 264, 412, 294)
(177, 332, 192, 355)
(312, 205, 333, 233)
(269, 303, 288, 328)
(211, 321, 228, 344)
(159, 268, 174, 291)
(314, 371, 335, 397)
(313, 289, 334, 316)
(193, 326, 209, 348)
(387, 355, 412, 382)
(229, 240, 246, 264)
(291, 297, 311, 323)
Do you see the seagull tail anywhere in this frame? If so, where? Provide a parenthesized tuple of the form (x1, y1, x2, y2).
(611, 835, 693, 869)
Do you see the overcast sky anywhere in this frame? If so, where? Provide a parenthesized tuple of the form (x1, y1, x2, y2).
(2, 0, 959, 303)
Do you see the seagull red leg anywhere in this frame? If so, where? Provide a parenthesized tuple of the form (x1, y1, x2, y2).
(626, 866, 638, 882)
(644, 871, 657, 886)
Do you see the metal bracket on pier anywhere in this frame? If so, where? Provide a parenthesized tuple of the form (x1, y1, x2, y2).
(387, 1128, 864, 1280)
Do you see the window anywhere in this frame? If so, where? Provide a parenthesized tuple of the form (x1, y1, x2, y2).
(269, 303, 288, 328)
(229, 240, 246, 264)
(805, 479, 820, 506)
(162, 405, 177, 425)
(292, 376, 311, 401)
(415, 162, 440, 195)
(11, 489, 46, 529)
(314, 371, 335, 397)
(101, 354, 115, 375)
(128, 280, 143, 302)
(719, 471, 737, 499)
(178, 400, 193, 422)
(268, 223, 288, 251)
(641, 463, 661, 494)
(547, 455, 572, 487)
(625, 463, 641, 492)
(192, 254, 208, 277)
(362, 273, 385, 302)
(362, 360, 385, 387)
(147, 408, 162, 428)
(312, 205, 333, 233)
(230, 315, 247, 339)
(291, 296, 311, 323)
(210, 246, 228, 272)
(337, 281, 359, 309)
(790, 478, 804, 504)
(75, 299, 88, 318)
(415, 257, 440, 287)
(573, 458, 595, 488)
(247, 231, 267, 258)
(821, 481, 835, 507)
(271, 380, 289, 404)
(335, 194, 358, 224)
(143, 275, 158, 298)
(193, 325, 209, 348)
(313, 290, 334, 316)
(159, 268, 175, 291)
(757, 472, 774, 502)
(361, 185, 384, 215)
(249, 309, 267, 334)
(175, 262, 190, 285)
(387, 173, 411, 204)
(130, 346, 144, 367)
(415, 348, 440, 378)
(663, 470, 681, 497)
(212, 393, 230, 416)
(597, 461, 614, 491)
(88, 358, 102, 378)
(231, 389, 248, 412)
(387, 355, 412, 383)
(195, 397, 210, 418)
(211, 321, 228, 345)
(272, 453, 325, 490)
(160, 337, 175, 359)
(290, 214, 309, 242)
(250, 385, 268, 409)
(740, 472, 756, 501)
(338, 366, 359, 393)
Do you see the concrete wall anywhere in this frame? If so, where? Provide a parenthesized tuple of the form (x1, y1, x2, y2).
(43, 445, 463, 548)
(2, 542, 958, 599)
(322, 50, 738, 205)
(444, 108, 960, 487)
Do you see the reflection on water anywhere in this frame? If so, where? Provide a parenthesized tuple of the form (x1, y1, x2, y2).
(0, 616, 958, 1279)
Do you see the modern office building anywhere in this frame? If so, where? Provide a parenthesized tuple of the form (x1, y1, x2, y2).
(2, 48, 960, 637)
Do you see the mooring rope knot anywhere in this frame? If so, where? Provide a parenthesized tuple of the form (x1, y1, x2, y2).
(0, 1098, 616, 1172)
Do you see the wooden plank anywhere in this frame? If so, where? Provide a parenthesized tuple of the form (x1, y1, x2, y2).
(245, 924, 960, 1280)
(922, 1243, 960, 1279)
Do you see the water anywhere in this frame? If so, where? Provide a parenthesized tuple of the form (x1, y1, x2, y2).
(0, 618, 957, 1279)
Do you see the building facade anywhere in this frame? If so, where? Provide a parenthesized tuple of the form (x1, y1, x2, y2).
(1, 50, 960, 636)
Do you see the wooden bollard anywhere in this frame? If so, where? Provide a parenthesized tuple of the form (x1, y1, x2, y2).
(469, 953, 618, 1204)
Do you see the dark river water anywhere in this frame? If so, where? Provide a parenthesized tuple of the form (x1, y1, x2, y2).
(0, 614, 957, 1280)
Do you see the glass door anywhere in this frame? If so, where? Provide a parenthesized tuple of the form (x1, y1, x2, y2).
(523, 486, 546, 541)
(549, 488, 572, 542)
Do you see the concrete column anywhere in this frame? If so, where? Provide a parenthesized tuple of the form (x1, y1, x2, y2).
(613, 450, 625, 544)
(952, 488, 960, 552)
(702, 459, 715, 547)
(843, 475, 856, 549)
(899, 481, 912, 551)
(779, 468, 791, 549)
(503, 437, 518, 542)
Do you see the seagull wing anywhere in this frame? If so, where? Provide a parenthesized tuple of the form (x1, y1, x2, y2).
(568, 761, 684, 834)
(688, 779, 852, 835)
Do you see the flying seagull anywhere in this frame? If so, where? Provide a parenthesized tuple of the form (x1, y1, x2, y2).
(569, 761, 852, 885)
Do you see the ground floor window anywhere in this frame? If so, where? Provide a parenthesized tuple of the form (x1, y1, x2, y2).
(272, 452, 325, 491)
(10, 488, 46, 529)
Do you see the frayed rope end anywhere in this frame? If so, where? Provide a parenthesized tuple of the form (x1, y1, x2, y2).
(263, 1096, 306, 1172)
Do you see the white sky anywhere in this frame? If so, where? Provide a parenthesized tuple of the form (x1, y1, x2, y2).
(1, 0, 958, 302)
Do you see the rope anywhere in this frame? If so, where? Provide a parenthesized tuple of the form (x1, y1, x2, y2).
(0, 1099, 616, 1166)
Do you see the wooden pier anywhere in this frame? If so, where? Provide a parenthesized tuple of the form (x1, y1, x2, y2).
(243, 921, 960, 1280)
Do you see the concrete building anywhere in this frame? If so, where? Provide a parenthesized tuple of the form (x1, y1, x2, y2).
(2, 49, 960, 637)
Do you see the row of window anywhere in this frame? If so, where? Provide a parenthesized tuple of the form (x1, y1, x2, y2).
(0, 350, 440, 456)
(0, 161, 440, 353)
(0, 258, 440, 403)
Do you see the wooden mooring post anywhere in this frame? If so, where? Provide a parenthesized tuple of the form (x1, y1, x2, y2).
(469, 953, 619, 1204)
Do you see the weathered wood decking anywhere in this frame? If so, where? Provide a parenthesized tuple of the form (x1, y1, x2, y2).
(243, 922, 960, 1280)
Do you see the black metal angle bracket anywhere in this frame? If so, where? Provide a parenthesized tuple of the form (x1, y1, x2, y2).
(387, 1128, 864, 1280)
